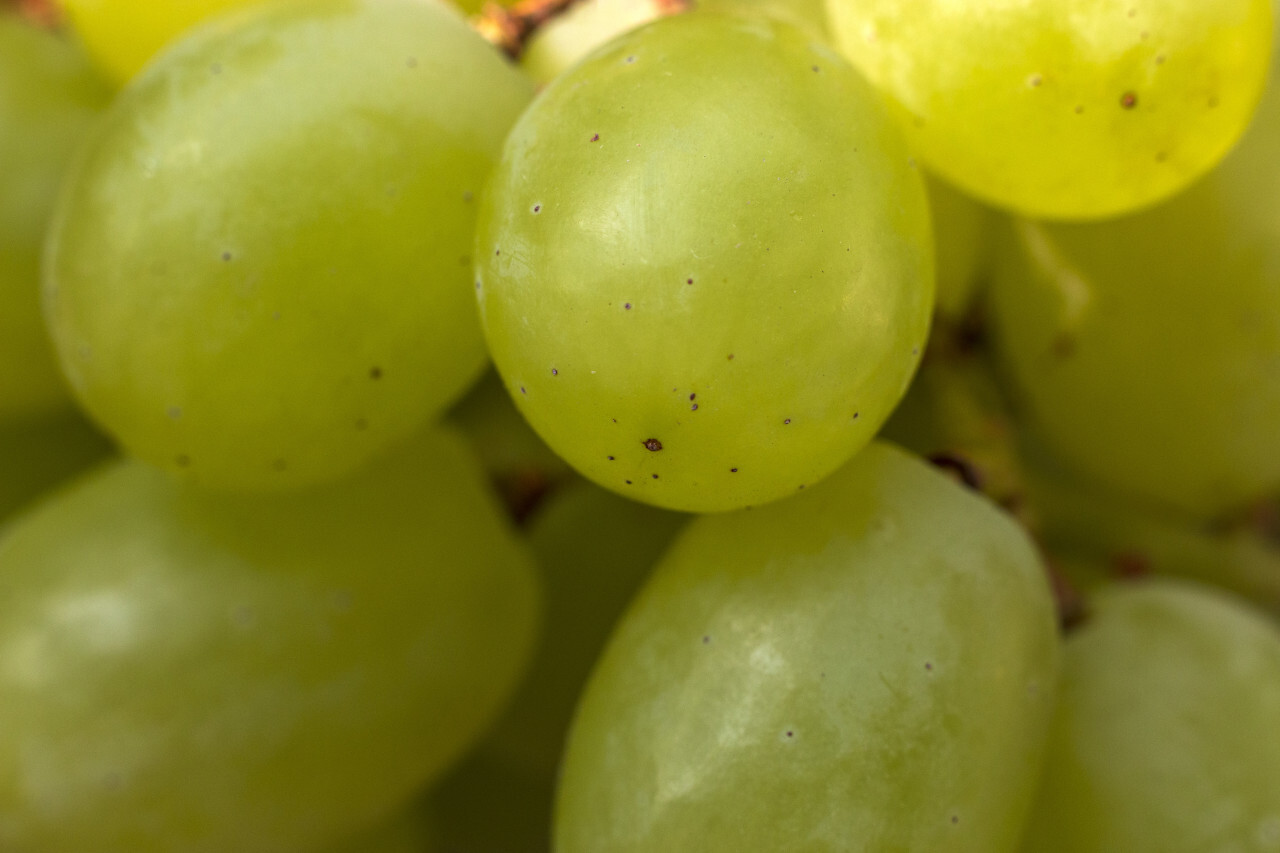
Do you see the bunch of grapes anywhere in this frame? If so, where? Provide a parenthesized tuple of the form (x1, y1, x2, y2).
(2, 0, 1279, 850)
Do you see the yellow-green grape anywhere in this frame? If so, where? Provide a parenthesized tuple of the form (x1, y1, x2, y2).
(46, 0, 533, 492)
(556, 442, 1060, 851)
(480, 480, 687, 775)
(477, 14, 933, 513)
(825, 0, 1272, 220)
(520, 0, 672, 86)
(1021, 580, 1280, 852)
(696, 0, 829, 41)
(0, 411, 115, 526)
(987, 32, 1280, 519)
(0, 15, 110, 421)
(0, 427, 540, 852)
(59, 0, 270, 83)
(928, 175, 995, 323)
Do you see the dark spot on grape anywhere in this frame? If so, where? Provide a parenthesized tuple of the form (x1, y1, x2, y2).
(652, 473, 659, 479)
(406, 56, 418, 68)
(1112, 551, 1151, 579)
(221, 251, 232, 261)
(1120, 91, 1138, 109)
(494, 249, 500, 256)
(913, 347, 920, 356)
(702, 635, 710, 644)
(590, 133, 600, 142)
(925, 662, 933, 671)
(626, 55, 636, 63)
(727, 353, 735, 360)
(175, 454, 191, 468)
(1155, 151, 1168, 162)
(607, 455, 615, 460)
(520, 386, 527, 394)
(643, 438, 663, 451)
(1208, 95, 1220, 109)
(686, 278, 694, 284)
(533, 204, 541, 213)
(927, 452, 983, 492)
(1074, 104, 1084, 114)
(786, 730, 794, 737)
(691, 403, 698, 411)
(625, 479, 632, 485)
(853, 412, 860, 420)
(730, 467, 738, 473)
(625, 302, 632, 310)
(951, 816, 960, 825)
(370, 367, 382, 380)
(1155, 54, 1166, 65)
(812, 65, 820, 72)
(272, 459, 288, 472)
(551, 368, 558, 376)
(784, 418, 791, 425)
(798, 484, 806, 490)
(463, 191, 473, 203)
(689, 393, 696, 401)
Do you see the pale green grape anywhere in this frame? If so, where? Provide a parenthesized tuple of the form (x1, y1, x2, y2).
(60, 0, 271, 83)
(0, 15, 110, 421)
(555, 442, 1060, 852)
(987, 30, 1280, 519)
(0, 427, 539, 852)
(46, 0, 534, 492)
(696, 0, 829, 41)
(481, 479, 687, 775)
(0, 411, 115, 526)
(1021, 579, 1280, 853)
(825, 0, 1272, 219)
(928, 175, 995, 323)
(477, 13, 933, 513)
(520, 0, 672, 86)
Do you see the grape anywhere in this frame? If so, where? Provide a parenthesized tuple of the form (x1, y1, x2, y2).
(58, 0, 268, 83)
(520, 0, 673, 86)
(0, 426, 540, 852)
(45, 0, 534, 491)
(928, 176, 994, 323)
(477, 13, 933, 513)
(696, 0, 829, 40)
(0, 410, 115, 527)
(987, 29, 1280, 519)
(555, 442, 1060, 851)
(824, 0, 1273, 219)
(0, 15, 110, 421)
(1021, 579, 1280, 852)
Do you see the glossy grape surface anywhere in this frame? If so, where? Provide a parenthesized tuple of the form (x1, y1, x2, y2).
(0, 16, 109, 420)
(0, 427, 539, 852)
(478, 13, 933, 513)
(1022, 580, 1280, 852)
(826, 0, 1272, 219)
(46, 0, 533, 491)
(556, 442, 1059, 851)
(988, 35, 1280, 518)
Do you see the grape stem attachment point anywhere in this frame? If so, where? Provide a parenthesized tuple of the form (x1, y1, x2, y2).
(474, 0, 688, 59)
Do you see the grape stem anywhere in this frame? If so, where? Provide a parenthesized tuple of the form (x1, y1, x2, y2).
(474, 0, 688, 59)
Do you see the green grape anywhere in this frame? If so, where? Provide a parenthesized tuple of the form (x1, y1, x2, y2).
(480, 479, 687, 775)
(0, 15, 110, 421)
(0, 410, 115, 526)
(0, 427, 540, 852)
(555, 442, 1060, 852)
(1021, 579, 1280, 852)
(825, 0, 1272, 220)
(45, 0, 534, 492)
(477, 13, 933, 514)
(987, 29, 1280, 519)
(928, 175, 995, 323)
(695, 0, 829, 41)
(59, 0, 270, 83)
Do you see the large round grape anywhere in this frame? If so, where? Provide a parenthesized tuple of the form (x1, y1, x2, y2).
(555, 442, 1060, 851)
(1021, 580, 1280, 852)
(0, 16, 110, 420)
(45, 0, 533, 491)
(0, 427, 539, 853)
(988, 32, 1280, 519)
(477, 13, 933, 513)
(825, 0, 1272, 219)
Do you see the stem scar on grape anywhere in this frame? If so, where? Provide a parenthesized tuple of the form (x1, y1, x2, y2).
(643, 438, 663, 451)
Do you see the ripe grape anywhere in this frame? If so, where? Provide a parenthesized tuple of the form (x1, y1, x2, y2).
(477, 13, 933, 513)
(825, 0, 1273, 219)
(556, 442, 1060, 851)
(987, 31, 1280, 519)
(0, 15, 110, 421)
(1021, 579, 1280, 852)
(45, 0, 534, 491)
(0, 427, 539, 852)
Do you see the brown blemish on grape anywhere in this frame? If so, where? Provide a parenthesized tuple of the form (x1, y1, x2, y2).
(520, 386, 527, 394)
(532, 204, 542, 213)
(686, 278, 694, 284)
(551, 368, 558, 376)
(1120, 91, 1138, 109)
(951, 816, 960, 825)
(1027, 73, 1043, 88)
(625, 479, 633, 485)
(370, 367, 383, 380)
(784, 418, 791, 425)
(730, 467, 738, 473)
(927, 452, 983, 492)
(643, 438, 663, 451)
(727, 353, 735, 360)
(624, 302, 632, 310)
(651, 473, 659, 479)
(925, 662, 934, 671)
(691, 403, 698, 411)
(689, 393, 696, 401)
(221, 251, 232, 261)
(590, 133, 600, 142)
(607, 455, 615, 460)
(702, 635, 711, 644)
(852, 412, 860, 420)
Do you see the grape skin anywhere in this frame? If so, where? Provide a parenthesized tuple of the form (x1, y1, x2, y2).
(477, 13, 934, 513)
(556, 442, 1060, 852)
(45, 0, 534, 491)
